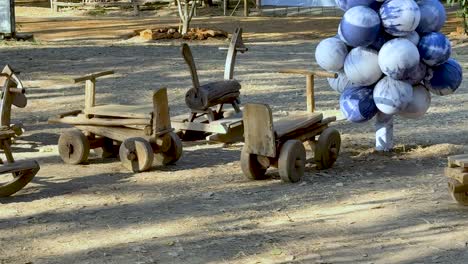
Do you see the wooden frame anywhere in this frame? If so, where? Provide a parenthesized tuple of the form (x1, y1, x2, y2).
(243, 103, 333, 158)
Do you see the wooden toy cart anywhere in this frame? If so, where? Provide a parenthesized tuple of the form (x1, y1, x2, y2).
(445, 154, 468, 205)
(48, 71, 182, 173)
(171, 28, 248, 143)
(241, 70, 340, 183)
(0, 65, 40, 197)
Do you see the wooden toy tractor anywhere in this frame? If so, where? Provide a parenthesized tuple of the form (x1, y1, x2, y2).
(0, 65, 40, 197)
(49, 71, 182, 173)
(241, 70, 341, 183)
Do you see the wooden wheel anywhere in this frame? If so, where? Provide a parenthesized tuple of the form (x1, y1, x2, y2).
(0, 161, 40, 197)
(240, 147, 268, 180)
(315, 127, 341, 170)
(58, 130, 90, 165)
(278, 140, 306, 183)
(94, 137, 118, 158)
(155, 132, 183, 166)
(119, 137, 154, 172)
(448, 180, 468, 206)
(451, 191, 468, 206)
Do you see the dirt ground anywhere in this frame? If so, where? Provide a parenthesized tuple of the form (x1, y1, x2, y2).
(1, 5, 468, 264)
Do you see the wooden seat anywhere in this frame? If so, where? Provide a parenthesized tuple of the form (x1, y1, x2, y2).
(274, 112, 323, 139)
(185, 80, 241, 111)
(0, 128, 17, 140)
(86, 104, 153, 119)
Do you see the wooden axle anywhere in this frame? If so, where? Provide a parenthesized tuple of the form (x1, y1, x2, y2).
(218, 47, 248, 52)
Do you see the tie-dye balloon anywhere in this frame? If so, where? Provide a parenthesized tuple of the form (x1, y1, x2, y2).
(369, 30, 391, 50)
(344, 47, 382, 86)
(335, 0, 376, 11)
(402, 31, 420, 45)
(327, 70, 352, 93)
(418, 32, 451, 66)
(380, 0, 421, 36)
(373, 76, 414, 114)
(378, 38, 420, 80)
(399, 84, 431, 118)
(340, 86, 378, 122)
(416, 0, 446, 34)
(315, 37, 349, 72)
(369, 0, 383, 11)
(425, 58, 463, 96)
(403, 62, 428, 85)
(339, 6, 381, 47)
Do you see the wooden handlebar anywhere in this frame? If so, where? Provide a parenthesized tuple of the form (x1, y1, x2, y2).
(218, 47, 249, 52)
(74, 70, 115, 83)
(9, 88, 25, 94)
(279, 69, 338, 78)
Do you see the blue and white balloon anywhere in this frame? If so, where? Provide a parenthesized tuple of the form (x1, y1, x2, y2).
(380, 0, 421, 36)
(370, 30, 390, 50)
(425, 58, 463, 96)
(344, 47, 382, 86)
(328, 70, 352, 93)
(369, 0, 383, 11)
(335, 0, 376, 11)
(404, 62, 428, 85)
(417, 0, 446, 34)
(402, 31, 420, 45)
(373, 76, 414, 114)
(340, 86, 378, 123)
(315, 37, 349, 72)
(339, 6, 381, 47)
(418, 32, 451, 66)
(400, 85, 431, 119)
(378, 38, 420, 80)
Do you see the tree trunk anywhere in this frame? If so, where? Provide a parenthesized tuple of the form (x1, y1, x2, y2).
(182, 19, 190, 35)
(177, 0, 196, 35)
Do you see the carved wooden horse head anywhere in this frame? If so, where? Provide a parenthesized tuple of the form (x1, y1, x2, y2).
(0, 65, 27, 128)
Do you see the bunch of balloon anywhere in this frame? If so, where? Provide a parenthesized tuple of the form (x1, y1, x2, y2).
(315, 0, 463, 151)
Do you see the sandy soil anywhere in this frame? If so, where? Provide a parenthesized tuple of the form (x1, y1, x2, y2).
(0, 6, 468, 264)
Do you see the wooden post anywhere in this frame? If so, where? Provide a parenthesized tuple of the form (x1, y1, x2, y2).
(73, 70, 114, 116)
(132, 0, 139, 16)
(278, 69, 336, 113)
(223, 0, 228, 15)
(84, 79, 96, 112)
(306, 74, 315, 113)
(244, 0, 248, 16)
